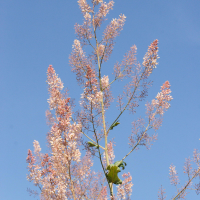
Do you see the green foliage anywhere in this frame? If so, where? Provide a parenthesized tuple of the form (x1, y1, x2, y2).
(87, 141, 99, 148)
(114, 160, 127, 170)
(109, 121, 120, 130)
(106, 160, 127, 185)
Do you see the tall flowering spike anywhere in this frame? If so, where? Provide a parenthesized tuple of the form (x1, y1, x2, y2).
(143, 39, 159, 75)
(33, 140, 41, 156)
(75, 0, 93, 44)
(47, 65, 64, 110)
(27, 64, 106, 199)
(117, 172, 133, 199)
(146, 81, 172, 131)
(78, 0, 92, 14)
(69, 39, 93, 85)
(113, 45, 138, 82)
(152, 80, 173, 115)
(121, 45, 138, 78)
(183, 157, 192, 177)
(103, 14, 126, 41)
(26, 149, 36, 165)
(101, 14, 126, 61)
(94, 1, 114, 28)
(47, 65, 64, 91)
(169, 164, 179, 186)
(80, 64, 102, 111)
(74, 21, 93, 44)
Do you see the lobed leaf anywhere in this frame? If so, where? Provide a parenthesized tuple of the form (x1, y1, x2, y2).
(106, 160, 127, 185)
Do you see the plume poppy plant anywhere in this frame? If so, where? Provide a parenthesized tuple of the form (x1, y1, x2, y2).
(26, 0, 200, 199)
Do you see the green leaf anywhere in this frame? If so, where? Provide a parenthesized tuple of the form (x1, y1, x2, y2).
(106, 164, 122, 184)
(114, 160, 127, 170)
(109, 121, 120, 130)
(87, 141, 98, 148)
(106, 160, 127, 185)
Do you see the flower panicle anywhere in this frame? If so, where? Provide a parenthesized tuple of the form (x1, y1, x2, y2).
(143, 39, 159, 75)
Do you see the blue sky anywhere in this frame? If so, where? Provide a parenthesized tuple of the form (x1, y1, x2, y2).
(1, 0, 200, 199)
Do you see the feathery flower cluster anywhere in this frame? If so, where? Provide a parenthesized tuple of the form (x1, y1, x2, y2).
(143, 39, 159, 75)
(78, 0, 92, 14)
(103, 14, 126, 41)
(114, 45, 143, 113)
(75, 0, 93, 44)
(101, 75, 113, 109)
(94, 1, 114, 27)
(27, 65, 107, 199)
(80, 64, 103, 110)
(93, 0, 103, 4)
(183, 157, 192, 176)
(152, 80, 173, 114)
(96, 44, 105, 58)
(101, 14, 126, 61)
(70, 39, 92, 85)
(114, 41, 158, 114)
(117, 172, 133, 199)
(103, 141, 115, 167)
(146, 80, 172, 130)
(114, 45, 138, 80)
(169, 164, 179, 186)
(101, 75, 109, 89)
(47, 65, 64, 110)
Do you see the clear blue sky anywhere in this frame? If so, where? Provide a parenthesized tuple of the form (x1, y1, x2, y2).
(1, 0, 200, 199)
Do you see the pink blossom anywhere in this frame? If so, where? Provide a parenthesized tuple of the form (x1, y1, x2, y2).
(96, 44, 106, 58)
(27, 65, 105, 199)
(101, 75, 113, 109)
(146, 81, 172, 131)
(26, 149, 36, 165)
(77, 0, 92, 14)
(94, 1, 114, 27)
(99, 186, 108, 200)
(75, 1, 93, 44)
(117, 172, 133, 199)
(169, 164, 179, 186)
(152, 81, 173, 114)
(103, 140, 115, 167)
(183, 157, 192, 177)
(101, 14, 126, 61)
(143, 39, 159, 75)
(70, 39, 94, 85)
(103, 14, 126, 40)
(33, 140, 41, 155)
(93, 0, 104, 4)
(101, 75, 109, 89)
